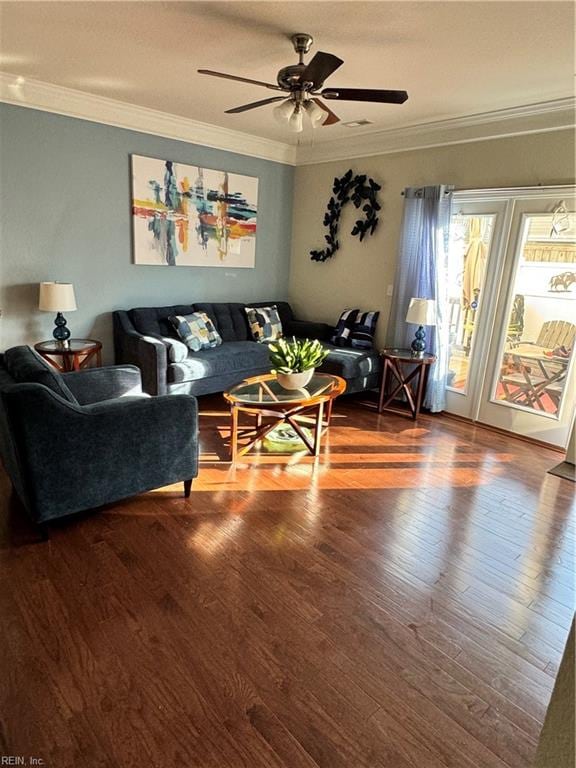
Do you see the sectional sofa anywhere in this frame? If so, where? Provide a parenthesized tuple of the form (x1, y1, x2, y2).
(113, 300, 381, 397)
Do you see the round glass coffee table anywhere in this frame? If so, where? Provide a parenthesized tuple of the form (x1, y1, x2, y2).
(224, 373, 346, 461)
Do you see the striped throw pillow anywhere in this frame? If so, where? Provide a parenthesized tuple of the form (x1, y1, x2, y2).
(350, 310, 380, 349)
(331, 308, 359, 347)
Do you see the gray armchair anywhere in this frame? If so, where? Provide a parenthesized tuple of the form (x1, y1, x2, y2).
(0, 346, 198, 524)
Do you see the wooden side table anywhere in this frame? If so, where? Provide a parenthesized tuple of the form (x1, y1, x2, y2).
(34, 339, 102, 373)
(378, 348, 436, 420)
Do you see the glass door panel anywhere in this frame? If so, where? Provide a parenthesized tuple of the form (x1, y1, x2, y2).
(492, 213, 576, 417)
(444, 198, 510, 419)
(447, 214, 495, 393)
(477, 193, 576, 448)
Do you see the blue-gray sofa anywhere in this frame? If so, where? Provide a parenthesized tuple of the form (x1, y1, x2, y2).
(0, 346, 198, 523)
(113, 301, 381, 397)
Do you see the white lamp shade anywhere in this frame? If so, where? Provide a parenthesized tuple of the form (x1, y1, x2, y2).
(273, 99, 294, 124)
(39, 282, 77, 312)
(405, 297, 436, 326)
(304, 99, 325, 126)
(288, 107, 303, 133)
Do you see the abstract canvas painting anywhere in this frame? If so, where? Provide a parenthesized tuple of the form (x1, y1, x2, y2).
(131, 155, 258, 268)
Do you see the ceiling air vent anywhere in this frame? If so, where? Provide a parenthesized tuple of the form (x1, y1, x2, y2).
(342, 119, 374, 128)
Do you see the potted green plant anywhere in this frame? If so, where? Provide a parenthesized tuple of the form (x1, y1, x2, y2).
(268, 337, 330, 390)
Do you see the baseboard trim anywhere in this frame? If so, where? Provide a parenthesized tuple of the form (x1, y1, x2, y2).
(442, 412, 566, 454)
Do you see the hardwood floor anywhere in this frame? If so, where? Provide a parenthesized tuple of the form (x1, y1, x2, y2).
(0, 394, 574, 768)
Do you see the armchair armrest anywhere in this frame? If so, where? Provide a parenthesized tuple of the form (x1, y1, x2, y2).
(284, 319, 333, 341)
(62, 365, 143, 405)
(4, 384, 198, 522)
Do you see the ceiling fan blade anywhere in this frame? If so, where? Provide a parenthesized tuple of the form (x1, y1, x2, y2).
(225, 97, 287, 114)
(197, 69, 281, 91)
(313, 98, 340, 126)
(299, 52, 343, 89)
(321, 88, 408, 104)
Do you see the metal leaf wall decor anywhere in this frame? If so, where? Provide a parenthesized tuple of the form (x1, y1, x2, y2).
(310, 170, 381, 262)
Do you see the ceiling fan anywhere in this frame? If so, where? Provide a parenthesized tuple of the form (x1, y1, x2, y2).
(198, 33, 408, 132)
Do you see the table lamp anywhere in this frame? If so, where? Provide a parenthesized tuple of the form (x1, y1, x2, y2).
(39, 282, 77, 344)
(405, 298, 436, 357)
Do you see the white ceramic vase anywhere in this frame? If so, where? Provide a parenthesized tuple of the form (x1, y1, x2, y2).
(277, 369, 315, 390)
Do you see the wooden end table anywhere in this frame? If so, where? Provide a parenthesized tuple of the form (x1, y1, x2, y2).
(34, 339, 103, 373)
(224, 373, 346, 462)
(378, 348, 436, 420)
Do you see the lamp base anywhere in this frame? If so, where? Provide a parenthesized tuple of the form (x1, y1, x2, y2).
(53, 312, 71, 344)
(410, 325, 426, 357)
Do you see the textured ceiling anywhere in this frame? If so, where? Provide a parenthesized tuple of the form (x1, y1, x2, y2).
(0, 1, 574, 145)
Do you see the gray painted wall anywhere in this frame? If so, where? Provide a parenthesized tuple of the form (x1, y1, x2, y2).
(0, 104, 294, 361)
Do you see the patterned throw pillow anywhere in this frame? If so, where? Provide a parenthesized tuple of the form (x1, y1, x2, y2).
(245, 305, 283, 343)
(169, 312, 222, 352)
(350, 310, 380, 349)
(331, 308, 359, 347)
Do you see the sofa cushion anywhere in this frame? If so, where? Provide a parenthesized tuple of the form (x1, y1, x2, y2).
(193, 303, 250, 342)
(244, 301, 294, 329)
(158, 337, 189, 363)
(350, 310, 380, 349)
(318, 344, 380, 380)
(3, 346, 78, 403)
(245, 305, 283, 342)
(284, 319, 332, 341)
(169, 312, 223, 351)
(128, 302, 295, 344)
(131, 305, 195, 338)
(167, 341, 271, 383)
(331, 308, 359, 347)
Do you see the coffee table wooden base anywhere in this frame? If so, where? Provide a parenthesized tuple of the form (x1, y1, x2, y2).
(230, 399, 333, 461)
(224, 373, 345, 464)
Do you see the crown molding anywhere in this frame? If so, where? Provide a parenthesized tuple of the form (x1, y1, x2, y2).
(0, 72, 298, 166)
(295, 97, 576, 165)
(1, 73, 573, 168)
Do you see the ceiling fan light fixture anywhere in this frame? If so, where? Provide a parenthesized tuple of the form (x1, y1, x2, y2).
(200, 32, 408, 132)
(288, 105, 303, 133)
(304, 99, 325, 126)
(273, 99, 295, 124)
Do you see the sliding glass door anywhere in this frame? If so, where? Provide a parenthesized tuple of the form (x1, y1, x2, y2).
(445, 187, 576, 449)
